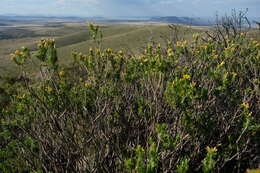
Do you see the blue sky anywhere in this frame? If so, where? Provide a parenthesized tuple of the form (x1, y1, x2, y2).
(1, 0, 259, 17)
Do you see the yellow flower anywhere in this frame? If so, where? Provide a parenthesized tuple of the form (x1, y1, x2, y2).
(46, 87, 53, 92)
(176, 41, 182, 47)
(167, 48, 174, 57)
(246, 169, 260, 173)
(241, 103, 249, 109)
(192, 33, 199, 39)
(106, 48, 113, 54)
(231, 72, 237, 77)
(96, 48, 101, 54)
(190, 81, 196, 87)
(219, 61, 225, 66)
(206, 146, 217, 153)
(143, 58, 149, 63)
(118, 50, 123, 55)
(17, 94, 26, 99)
(213, 55, 218, 59)
(182, 74, 191, 80)
(59, 71, 65, 76)
(201, 45, 208, 50)
(84, 82, 92, 87)
(172, 81, 175, 86)
(78, 52, 83, 57)
(14, 50, 21, 56)
(252, 40, 258, 45)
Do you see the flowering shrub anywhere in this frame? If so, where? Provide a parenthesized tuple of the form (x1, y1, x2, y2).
(0, 25, 259, 173)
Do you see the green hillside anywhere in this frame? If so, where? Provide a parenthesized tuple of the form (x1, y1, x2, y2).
(0, 23, 200, 75)
(57, 25, 199, 64)
(1, 22, 258, 76)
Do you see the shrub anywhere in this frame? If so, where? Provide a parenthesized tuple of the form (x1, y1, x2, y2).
(0, 24, 259, 173)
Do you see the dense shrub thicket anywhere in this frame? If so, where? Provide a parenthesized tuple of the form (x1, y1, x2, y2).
(0, 26, 259, 173)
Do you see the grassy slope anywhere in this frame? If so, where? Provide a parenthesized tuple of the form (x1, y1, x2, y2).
(1, 24, 199, 75)
(57, 25, 199, 64)
(2, 23, 258, 75)
(0, 24, 89, 75)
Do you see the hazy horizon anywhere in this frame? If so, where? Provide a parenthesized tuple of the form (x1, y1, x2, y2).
(1, 0, 260, 18)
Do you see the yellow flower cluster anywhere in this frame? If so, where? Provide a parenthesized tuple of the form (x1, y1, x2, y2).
(192, 33, 200, 39)
(213, 55, 218, 59)
(106, 48, 113, 54)
(176, 40, 188, 47)
(252, 40, 258, 45)
(251, 40, 260, 48)
(78, 52, 83, 57)
(10, 50, 22, 58)
(118, 50, 124, 55)
(200, 44, 208, 50)
(96, 48, 101, 54)
(225, 47, 235, 52)
(206, 146, 217, 153)
(14, 50, 22, 56)
(16, 94, 26, 99)
(241, 103, 249, 109)
(182, 74, 191, 80)
(59, 71, 65, 76)
(230, 72, 237, 77)
(246, 169, 260, 173)
(219, 61, 225, 67)
(167, 48, 174, 57)
(84, 81, 92, 87)
(190, 81, 196, 88)
(38, 39, 55, 49)
(46, 87, 53, 92)
(143, 58, 149, 63)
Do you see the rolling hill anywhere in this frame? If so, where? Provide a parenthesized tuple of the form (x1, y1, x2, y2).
(0, 23, 201, 75)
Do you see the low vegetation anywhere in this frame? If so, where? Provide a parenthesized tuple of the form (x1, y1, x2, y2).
(0, 22, 259, 173)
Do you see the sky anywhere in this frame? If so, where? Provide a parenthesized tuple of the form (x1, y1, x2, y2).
(1, 0, 259, 17)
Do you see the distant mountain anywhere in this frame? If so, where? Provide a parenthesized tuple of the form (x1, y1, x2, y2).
(0, 23, 8, 26)
(150, 16, 212, 26)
